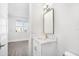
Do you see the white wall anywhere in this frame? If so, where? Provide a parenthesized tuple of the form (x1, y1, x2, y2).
(0, 3, 8, 56)
(28, 3, 44, 55)
(30, 3, 43, 34)
(8, 3, 29, 42)
(8, 3, 29, 17)
(53, 3, 79, 56)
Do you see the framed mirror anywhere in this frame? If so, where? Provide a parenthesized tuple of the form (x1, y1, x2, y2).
(43, 8, 54, 34)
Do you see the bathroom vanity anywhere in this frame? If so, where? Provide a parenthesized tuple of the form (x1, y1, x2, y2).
(32, 4, 56, 56)
(33, 38, 57, 56)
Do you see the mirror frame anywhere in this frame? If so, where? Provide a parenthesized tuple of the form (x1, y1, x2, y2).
(43, 8, 54, 34)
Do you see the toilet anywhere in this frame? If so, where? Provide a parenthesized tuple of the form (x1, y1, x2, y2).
(63, 51, 77, 56)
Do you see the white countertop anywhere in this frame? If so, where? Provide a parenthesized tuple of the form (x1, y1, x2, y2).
(33, 37, 56, 44)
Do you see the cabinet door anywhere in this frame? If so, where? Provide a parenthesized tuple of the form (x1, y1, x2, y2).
(46, 42, 57, 56)
(33, 39, 41, 56)
(41, 42, 57, 56)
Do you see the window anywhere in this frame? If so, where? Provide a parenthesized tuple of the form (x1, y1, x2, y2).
(16, 18, 28, 32)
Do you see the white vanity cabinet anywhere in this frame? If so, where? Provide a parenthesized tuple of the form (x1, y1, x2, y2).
(33, 38, 57, 56)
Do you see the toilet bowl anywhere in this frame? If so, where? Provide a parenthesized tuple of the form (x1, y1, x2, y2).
(63, 51, 77, 56)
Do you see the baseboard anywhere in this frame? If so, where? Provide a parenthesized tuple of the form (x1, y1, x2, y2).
(8, 39, 29, 43)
